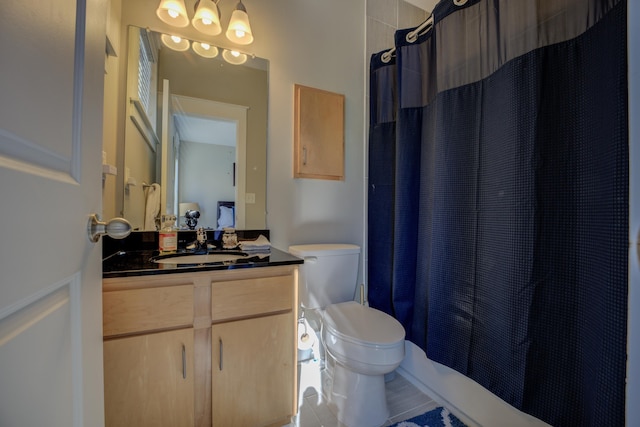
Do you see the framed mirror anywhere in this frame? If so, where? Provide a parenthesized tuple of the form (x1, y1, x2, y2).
(120, 26, 268, 231)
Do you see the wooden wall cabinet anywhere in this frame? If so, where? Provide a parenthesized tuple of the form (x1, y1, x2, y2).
(293, 84, 345, 180)
(102, 266, 298, 427)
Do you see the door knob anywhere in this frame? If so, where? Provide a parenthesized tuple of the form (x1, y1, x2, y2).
(87, 214, 132, 242)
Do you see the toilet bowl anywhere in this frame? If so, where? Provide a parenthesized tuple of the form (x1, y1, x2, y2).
(322, 301, 405, 427)
(288, 244, 406, 427)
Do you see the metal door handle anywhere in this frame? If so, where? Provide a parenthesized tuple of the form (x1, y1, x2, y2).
(87, 214, 131, 242)
(219, 338, 223, 371)
(182, 344, 186, 379)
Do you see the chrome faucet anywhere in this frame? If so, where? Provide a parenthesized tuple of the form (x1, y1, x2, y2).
(186, 227, 209, 253)
(196, 227, 207, 246)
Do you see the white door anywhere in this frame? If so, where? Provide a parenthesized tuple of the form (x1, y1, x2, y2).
(0, 0, 107, 426)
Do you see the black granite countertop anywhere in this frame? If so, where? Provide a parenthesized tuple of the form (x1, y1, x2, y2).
(102, 230, 303, 278)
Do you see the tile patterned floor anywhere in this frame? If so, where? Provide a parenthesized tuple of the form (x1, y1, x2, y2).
(283, 357, 439, 427)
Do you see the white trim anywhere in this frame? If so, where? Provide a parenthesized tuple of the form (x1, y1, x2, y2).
(397, 340, 550, 427)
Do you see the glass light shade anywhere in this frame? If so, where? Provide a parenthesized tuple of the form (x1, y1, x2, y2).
(192, 0, 222, 36)
(161, 34, 190, 51)
(192, 41, 219, 58)
(225, 2, 253, 45)
(156, 0, 189, 27)
(222, 49, 248, 65)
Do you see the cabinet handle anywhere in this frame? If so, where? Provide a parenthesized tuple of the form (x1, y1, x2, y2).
(219, 338, 223, 371)
(182, 344, 186, 379)
(302, 146, 307, 165)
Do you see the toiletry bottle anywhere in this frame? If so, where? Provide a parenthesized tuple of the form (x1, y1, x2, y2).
(159, 215, 178, 253)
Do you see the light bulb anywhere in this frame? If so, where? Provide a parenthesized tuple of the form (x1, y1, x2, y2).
(156, 0, 189, 27)
(161, 34, 190, 51)
(192, 0, 222, 36)
(225, 1, 253, 45)
(222, 49, 247, 64)
(193, 41, 219, 58)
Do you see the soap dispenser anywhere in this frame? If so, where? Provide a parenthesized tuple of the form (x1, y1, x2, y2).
(159, 214, 178, 253)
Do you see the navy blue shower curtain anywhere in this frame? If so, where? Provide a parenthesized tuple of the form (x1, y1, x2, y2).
(368, 1, 628, 425)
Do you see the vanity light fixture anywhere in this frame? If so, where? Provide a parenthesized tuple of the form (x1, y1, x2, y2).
(159, 32, 251, 64)
(156, 0, 253, 45)
(161, 34, 190, 51)
(192, 41, 219, 58)
(192, 0, 222, 36)
(156, 0, 189, 27)
(222, 49, 247, 65)
(225, 0, 253, 45)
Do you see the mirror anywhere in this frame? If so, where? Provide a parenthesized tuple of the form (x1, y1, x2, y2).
(121, 25, 268, 231)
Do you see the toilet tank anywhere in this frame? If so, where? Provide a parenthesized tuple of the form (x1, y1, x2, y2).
(288, 244, 360, 309)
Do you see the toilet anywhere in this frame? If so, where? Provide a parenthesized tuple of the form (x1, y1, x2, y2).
(289, 244, 405, 427)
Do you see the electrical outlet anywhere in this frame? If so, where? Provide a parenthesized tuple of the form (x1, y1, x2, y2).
(245, 193, 256, 204)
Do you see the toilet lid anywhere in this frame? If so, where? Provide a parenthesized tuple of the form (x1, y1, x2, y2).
(323, 301, 405, 347)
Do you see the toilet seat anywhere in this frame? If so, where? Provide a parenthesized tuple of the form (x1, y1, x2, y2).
(323, 301, 405, 372)
(324, 301, 405, 346)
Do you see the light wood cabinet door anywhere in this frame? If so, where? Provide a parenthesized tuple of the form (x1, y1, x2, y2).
(104, 328, 195, 427)
(212, 313, 295, 427)
(293, 84, 345, 180)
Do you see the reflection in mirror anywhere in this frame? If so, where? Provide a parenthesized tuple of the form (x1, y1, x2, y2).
(121, 26, 268, 231)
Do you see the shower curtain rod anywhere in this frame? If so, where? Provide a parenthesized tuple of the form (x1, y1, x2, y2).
(381, 14, 434, 63)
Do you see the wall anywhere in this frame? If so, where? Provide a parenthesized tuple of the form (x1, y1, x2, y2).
(179, 142, 235, 229)
(249, 0, 368, 281)
(255, 0, 432, 263)
(366, 0, 432, 59)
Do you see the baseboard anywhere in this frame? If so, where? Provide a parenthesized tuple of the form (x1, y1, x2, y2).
(396, 341, 550, 427)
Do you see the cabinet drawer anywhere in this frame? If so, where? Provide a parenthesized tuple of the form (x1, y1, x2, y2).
(104, 285, 194, 337)
(212, 275, 293, 322)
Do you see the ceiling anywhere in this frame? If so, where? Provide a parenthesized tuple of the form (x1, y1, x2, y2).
(173, 113, 236, 147)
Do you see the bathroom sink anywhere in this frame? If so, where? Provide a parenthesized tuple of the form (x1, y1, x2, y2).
(151, 251, 250, 265)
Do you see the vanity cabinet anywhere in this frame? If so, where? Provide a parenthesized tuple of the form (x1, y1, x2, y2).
(211, 275, 296, 427)
(102, 265, 298, 427)
(103, 329, 195, 427)
(103, 281, 195, 427)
